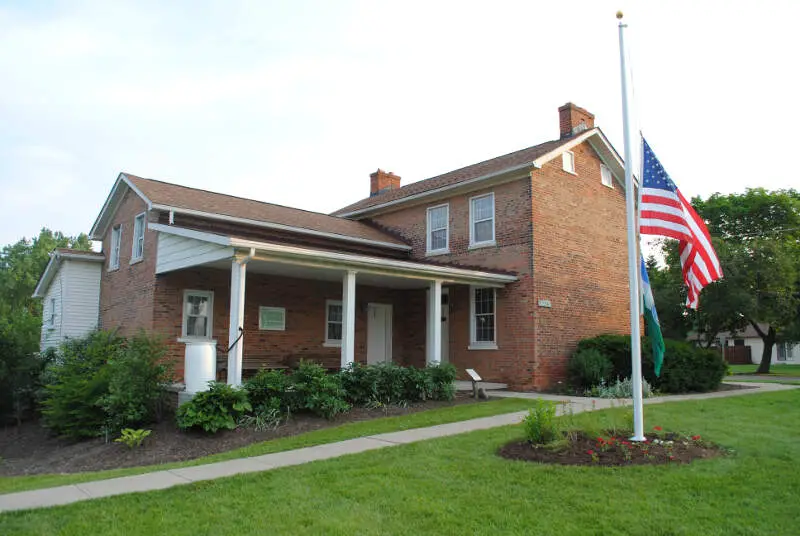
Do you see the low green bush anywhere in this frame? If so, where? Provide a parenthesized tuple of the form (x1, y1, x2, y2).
(339, 362, 456, 405)
(428, 363, 457, 401)
(176, 382, 252, 433)
(588, 377, 653, 399)
(522, 399, 558, 445)
(243, 369, 290, 413)
(114, 428, 151, 448)
(568, 348, 613, 390)
(290, 361, 350, 419)
(576, 334, 727, 393)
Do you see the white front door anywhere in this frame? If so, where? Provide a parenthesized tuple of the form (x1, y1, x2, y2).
(440, 289, 449, 363)
(367, 303, 392, 365)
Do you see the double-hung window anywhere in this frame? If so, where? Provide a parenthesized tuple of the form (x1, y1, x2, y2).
(325, 300, 343, 346)
(469, 193, 495, 247)
(182, 290, 214, 339)
(131, 213, 145, 261)
(600, 164, 613, 188)
(470, 287, 497, 349)
(426, 204, 449, 254)
(109, 225, 121, 270)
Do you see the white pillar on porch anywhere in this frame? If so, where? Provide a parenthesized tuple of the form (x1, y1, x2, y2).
(341, 270, 357, 368)
(227, 258, 248, 387)
(426, 280, 443, 365)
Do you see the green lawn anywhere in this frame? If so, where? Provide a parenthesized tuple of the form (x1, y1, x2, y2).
(2, 391, 798, 535)
(0, 397, 539, 495)
(728, 363, 800, 376)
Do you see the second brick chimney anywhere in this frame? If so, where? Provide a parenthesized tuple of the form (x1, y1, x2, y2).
(559, 103, 595, 138)
(370, 169, 401, 197)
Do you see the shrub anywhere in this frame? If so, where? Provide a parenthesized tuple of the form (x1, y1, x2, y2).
(428, 363, 457, 401)
(576, 334, 726, 394)
(0, 310, 47, 424)
(176, 382, 252, 433)
(40, 331, 124, 438)
(568, 348, 613, 389)
(339, 363, 436, 406)
(114, 428, 151, 448)
(589, 377, 653, 399)
(238, 405, 283, 432)
(99, 333, 172, 432)
(290, 361, 350, 419)
(244, 369, 291, 413)
(522, 400, 558, 445)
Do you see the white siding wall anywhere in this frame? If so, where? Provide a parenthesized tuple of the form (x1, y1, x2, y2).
(745, 337, 800, 365)
(60, 260, 102, 339)
(40, 271, 64, 351)
(156, 233, 234, 273)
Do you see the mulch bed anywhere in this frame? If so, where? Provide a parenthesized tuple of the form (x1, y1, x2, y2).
(498, 431, 725, 467)
(0, 393, 481, 476)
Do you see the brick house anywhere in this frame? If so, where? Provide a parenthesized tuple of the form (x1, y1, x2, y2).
(81, 102, 630, 395)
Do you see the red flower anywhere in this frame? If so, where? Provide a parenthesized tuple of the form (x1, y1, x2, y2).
(692, 435, 701, 441)
(654, 426, 663, 432)
(587, 450, 595, 455)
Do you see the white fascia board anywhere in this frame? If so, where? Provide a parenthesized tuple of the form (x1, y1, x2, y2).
(59, 252, 105, 262)
(149, 204, 412, 252)
(32, 254, 59, 298)
(336, 165, 534, 219)
(89, 173, 153, 240)
(149, 223, 233, 246)
(529, 129, 598, 169)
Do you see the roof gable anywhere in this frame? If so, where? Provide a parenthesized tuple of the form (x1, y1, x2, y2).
(33, 249, 105, 298)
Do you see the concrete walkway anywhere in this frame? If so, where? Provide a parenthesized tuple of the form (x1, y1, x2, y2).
(0, 381, 794, 514)
(728, 374, 800, 383)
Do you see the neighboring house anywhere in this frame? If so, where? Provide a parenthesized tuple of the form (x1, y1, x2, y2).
(32, 248, 105, 351)
(690, 324, 800, 365)
(39, 102, 633, 394)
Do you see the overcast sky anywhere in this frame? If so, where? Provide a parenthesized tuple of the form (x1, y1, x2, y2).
(1, 0, 797, 247)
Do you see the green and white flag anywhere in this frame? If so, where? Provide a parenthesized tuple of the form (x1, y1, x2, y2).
(640, 256, 666, 376)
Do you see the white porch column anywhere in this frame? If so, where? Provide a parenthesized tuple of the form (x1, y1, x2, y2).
(227, 258, 248, 387)
(426, 280, 443, 365)
(341, 270, 357, 368)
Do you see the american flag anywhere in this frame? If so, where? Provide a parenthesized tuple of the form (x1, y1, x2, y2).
(639, 137, 723, 309)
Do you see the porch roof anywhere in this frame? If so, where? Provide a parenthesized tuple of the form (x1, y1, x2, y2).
(151, 223, 517, 287)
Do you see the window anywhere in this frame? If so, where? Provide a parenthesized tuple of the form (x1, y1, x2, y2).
(131, 213, 145, 261)
(601, 164, 613, 188)
(777, 343, 794, 361)
(325, 300, 343, 345)
(47, 298, 56, 328)
(182, 290, 214, 339)
(470, 287, 496, 348)
(469, 193, 495, 247)
(109, 225, 121, 270)
(562, 151, 575, 173)
(426, 204, 449, 254)
(259, 306, 286, 331)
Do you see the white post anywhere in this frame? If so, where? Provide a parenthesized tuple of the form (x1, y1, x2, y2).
(426, 280, 442, 365)
(618, 14, 645, 441)
(341, 270, 357, 368)
(227, 258, 248, 387)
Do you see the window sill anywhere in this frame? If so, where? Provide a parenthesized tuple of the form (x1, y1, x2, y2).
(602, 182, 614, 189)
(563, 169, 577, 176)
(426, 249, 451, 257)
(107, 266, 120, 272)
(468, 343, 498, 351)
(129, 257, 143, 265)
(468, 241, 496, 251)
(177, 338, 217, 344)
(322, 341, 342, 348)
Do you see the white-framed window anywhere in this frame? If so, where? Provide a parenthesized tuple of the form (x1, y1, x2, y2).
(469, 193, 495, 248)
(109, 225, 122, 270)
(259, 306, 286, 331)
(182, 290, 214, 339)
(562, 151, 575, 174)
(777, 342, 794, 361)
(469, 287, 497, 349)
(131, 213, 145, 262)
(325, 300, 343, 346)
(600, 164, 614, 188)
(47, 297, 56, 328)
(426, 204, 449, 254)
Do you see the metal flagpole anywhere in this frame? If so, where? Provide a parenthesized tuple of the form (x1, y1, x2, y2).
(617, 11, 645, 441)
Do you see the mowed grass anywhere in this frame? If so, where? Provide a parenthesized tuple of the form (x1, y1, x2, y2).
(0, 397, 539, 495)
(728, 363, 800, 376)
(2, 391, 799, 536)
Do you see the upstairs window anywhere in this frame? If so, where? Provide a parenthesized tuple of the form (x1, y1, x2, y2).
(325, 300, 343, 346)
(470, 287, 497, 348)
(562, 151, 575, 174)
(109, 225, 121, 270)
(426, 204, 449, 254)
(601, 164, 614, 188)
(470, 193, 495, 247)
(132, 213, 145, 261)
(182, 290, 214, 339)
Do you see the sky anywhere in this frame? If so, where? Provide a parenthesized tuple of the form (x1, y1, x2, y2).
(1, 0, 798, 247)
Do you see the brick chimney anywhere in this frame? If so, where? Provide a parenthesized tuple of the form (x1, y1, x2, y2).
(369, 169, 401, 197)
(558, 103, 595, 138)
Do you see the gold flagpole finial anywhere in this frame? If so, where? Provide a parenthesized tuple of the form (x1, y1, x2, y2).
(616, 11, 624, 20)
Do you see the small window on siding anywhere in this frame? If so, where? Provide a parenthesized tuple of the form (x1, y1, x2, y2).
(562, 151, 575, 174)
(110, 225, 121, 270)
(325, 300, 343, 345)
(182, 290, 214, 339)
(131, 213, 145, 261)
(47, 297, 56, 328)
(427, 204, 449, 254)
(259, 307, 286, 331)
(469, 193, 495, 247)
(601, 164, 613, 188)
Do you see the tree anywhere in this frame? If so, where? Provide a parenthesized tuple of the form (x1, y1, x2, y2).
(683, 189, 800, 373)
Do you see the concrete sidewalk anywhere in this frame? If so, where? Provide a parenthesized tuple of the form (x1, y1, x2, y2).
(0, 381, 794, 514)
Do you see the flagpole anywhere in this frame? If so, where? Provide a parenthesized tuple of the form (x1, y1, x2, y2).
(617, 11, 645, 442)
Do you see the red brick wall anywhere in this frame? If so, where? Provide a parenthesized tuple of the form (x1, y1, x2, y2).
(99, 189, 157, 335)
(530, 141, 630, 389)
